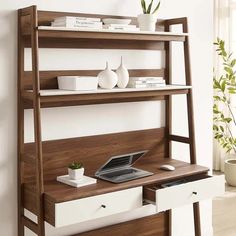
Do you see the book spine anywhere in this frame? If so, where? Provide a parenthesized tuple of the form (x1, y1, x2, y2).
(52, 21, 103, 27)
(103, 26, 140, 31)
(54, 16, 101, 22)
(104, 24, 137, 28)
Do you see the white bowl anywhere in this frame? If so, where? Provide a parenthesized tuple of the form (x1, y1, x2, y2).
(102, 18, 132, 25)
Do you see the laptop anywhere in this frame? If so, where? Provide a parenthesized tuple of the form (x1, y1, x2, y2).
(95, 150, 153, 183)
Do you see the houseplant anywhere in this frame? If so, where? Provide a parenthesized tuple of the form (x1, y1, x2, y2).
(213, 38, 236, 186)
(68, 161, 84, 180)
(138, 0, 161, 32)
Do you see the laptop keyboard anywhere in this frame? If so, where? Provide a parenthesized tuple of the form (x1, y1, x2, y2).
(101, 168, 138, 179)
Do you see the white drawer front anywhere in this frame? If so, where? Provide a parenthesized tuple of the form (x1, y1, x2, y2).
(55, 187, 142, 227)
(156, 175, 225, 213)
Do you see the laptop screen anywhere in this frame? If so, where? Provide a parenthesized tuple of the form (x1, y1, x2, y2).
(96, 150, 148, 174)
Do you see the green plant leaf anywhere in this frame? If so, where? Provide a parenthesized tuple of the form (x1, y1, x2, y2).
(141, 0, 147, 13)
(147, 0, 154, 14)
(152, 1, 161, 14)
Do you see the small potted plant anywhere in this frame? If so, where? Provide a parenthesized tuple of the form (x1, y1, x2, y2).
(68, 161, 84, 180)
(138, 0, 161, 32)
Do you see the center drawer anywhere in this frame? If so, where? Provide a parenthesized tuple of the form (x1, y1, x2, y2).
(143, 175, 225, 213)
(54, 187, 142, 227)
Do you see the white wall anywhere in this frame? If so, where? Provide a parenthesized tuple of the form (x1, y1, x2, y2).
(0, 0, 213, 235)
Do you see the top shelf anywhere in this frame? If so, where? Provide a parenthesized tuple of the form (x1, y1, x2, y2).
(34, 26, 188, 42)
(19, 7, 189, 49)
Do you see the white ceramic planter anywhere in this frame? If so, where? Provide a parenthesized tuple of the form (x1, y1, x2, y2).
(68, 167, 84, 180)
(225, 159, 236, 186)
(138, 14, 157, 32)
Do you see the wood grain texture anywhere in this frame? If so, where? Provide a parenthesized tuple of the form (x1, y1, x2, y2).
(22, 89, 189, 109)
(18, 9, 26, 236)
(30, 6, 45, 236)
(24, 128, 167, 182)
(25, 37, 165, 50)
(23, 69, 165, 90)
(76, 213, 168, 236)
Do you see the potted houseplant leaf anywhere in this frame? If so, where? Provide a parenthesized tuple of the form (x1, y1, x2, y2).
(68, 161, 84, 180)
(138, 0, 161, 32)
(213, 38, 236, 186)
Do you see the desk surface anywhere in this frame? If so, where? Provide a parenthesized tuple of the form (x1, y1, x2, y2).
(24, 157, 209, 204)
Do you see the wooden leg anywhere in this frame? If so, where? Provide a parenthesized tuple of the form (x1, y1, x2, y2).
(167, 210, 172, 236)
(18, 218, 24, 236)
(193, 203, 201, 236)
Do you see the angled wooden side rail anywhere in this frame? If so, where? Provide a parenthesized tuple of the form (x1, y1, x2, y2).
(165, 17, 201, 236)
(18, 5, 204, 236)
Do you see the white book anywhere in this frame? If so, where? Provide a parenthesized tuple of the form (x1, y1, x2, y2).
(103, 26, 140, 32)
(104, 24, 137, 28)
(129, 77, 164, 82)
(54, 16, 101, 22)
(51, 24, 103, 30)
(52, 21, 103, 27)
(127, 83, 166, 89)
(129, 79, 165, 84)
(57, 175, 97, 188)
(127, 84, 148, 88)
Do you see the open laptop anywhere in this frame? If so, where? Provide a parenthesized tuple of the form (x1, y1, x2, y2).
(95, 150, 153, 183)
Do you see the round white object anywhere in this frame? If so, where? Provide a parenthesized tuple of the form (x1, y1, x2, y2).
(116, 57, 129, 89)
(98, 62, 118, 89)
(137, 14, 157, 32)
(102, 18, 132, 25)
(225, 159, 236, 186)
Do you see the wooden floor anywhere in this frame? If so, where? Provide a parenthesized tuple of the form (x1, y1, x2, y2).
(213, 173, 236, 236)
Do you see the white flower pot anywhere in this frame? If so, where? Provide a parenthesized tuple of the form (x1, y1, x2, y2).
(225, 159, 236, 186)
(138, 14, 157, 32)
(68, 167, 84, 180)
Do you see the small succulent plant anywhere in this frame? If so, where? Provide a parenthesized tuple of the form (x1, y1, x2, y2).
(68, 161, 83, 170)
(141, 0, 161, 14)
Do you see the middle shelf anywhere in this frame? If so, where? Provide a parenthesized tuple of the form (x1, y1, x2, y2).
(23, 84, 191, 108)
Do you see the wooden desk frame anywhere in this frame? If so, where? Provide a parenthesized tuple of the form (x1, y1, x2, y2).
(18, 5, 203, 236)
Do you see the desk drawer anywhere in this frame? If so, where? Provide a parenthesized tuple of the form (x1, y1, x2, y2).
(55, 187, 142, 227)
(143, 175, 224, 213)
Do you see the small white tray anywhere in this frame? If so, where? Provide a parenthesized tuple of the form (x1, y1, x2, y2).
(57, 175, 97, 188)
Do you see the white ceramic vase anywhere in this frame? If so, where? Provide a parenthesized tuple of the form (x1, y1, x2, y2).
(98, 62, 118, 89)
(116, 57, 129, 89)
(138, 14, 157, 32)
(225, 158, 236, 186)
(68, 167, 84, 180)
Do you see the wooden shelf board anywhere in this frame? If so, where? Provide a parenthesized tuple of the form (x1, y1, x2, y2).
(24, 158, 208, 204)
(24, 85, 191, 97)
(22, 85, 191, 108)
(41, 85, 192, 96)
(31, 26, 188, 42)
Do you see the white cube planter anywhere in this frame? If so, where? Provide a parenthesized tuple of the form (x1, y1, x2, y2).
(58, 76, 98, 91)
(225, 159, 236, 186)
(138, 14, 157, 32)
(68, 168, 85, 180)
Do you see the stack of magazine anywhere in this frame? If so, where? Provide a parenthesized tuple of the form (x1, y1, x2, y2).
(127, 77, 166, 88)
(51, 16, 103, 30)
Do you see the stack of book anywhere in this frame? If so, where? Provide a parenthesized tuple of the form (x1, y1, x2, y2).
(51, 16, 103, 30)
(127, 77, 166, 89)
(103, 24, 140, 32)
